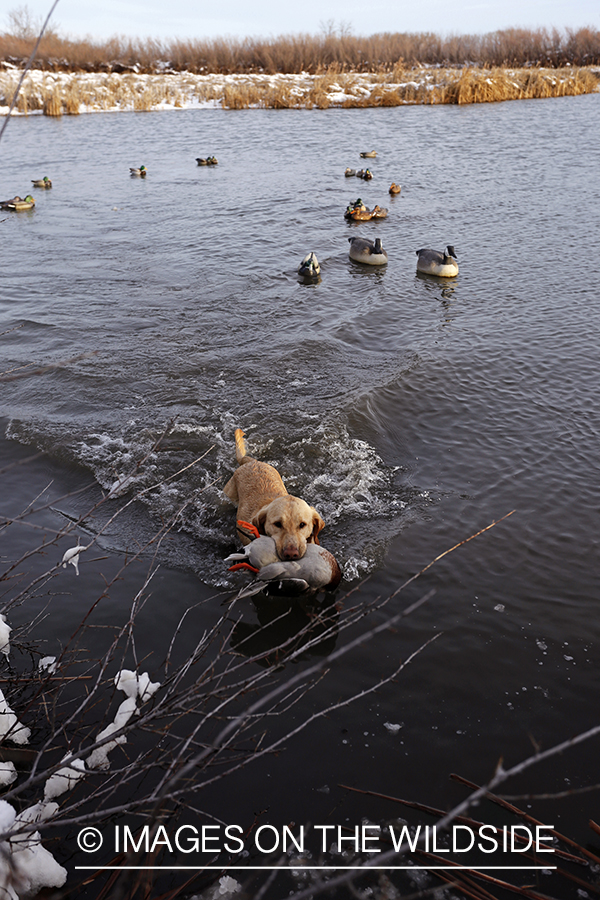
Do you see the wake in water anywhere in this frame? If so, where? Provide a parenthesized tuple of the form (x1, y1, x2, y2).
(6, 412, 432, 587)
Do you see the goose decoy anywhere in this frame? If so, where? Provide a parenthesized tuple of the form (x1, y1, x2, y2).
(345, 167, 357, 177)
(298, 252, 320, 278)
(6, 195, 35, 211)
(348, 236, 388, 265)
(226, 536, 341, 598)
(129, 165, 147, 176)
(31, 176, 52, 188)
(389, 182, 401, 195)
(360, 151, 377, 158)
(416, 245, 458, 277)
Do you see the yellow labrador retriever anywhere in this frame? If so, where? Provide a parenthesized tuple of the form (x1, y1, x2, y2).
(223, 429, 325, 560)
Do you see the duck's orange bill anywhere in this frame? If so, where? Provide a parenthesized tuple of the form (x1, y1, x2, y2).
(229, 562, 260, 573)
(236, 520, 260, 540)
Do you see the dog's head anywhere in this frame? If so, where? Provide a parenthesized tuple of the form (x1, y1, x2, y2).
(252, 495, 325, 561)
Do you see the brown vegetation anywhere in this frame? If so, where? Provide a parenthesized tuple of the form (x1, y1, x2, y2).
(1, 25, 600, 74)
(2, 65, 596, 116)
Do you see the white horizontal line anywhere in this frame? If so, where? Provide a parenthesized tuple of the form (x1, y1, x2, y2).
(74, 865, 557, 871)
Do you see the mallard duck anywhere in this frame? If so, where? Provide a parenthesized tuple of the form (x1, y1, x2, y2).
(348, 236, 388, 265)
(345, 167, 356, 177)
(129, 166, 147, 177)
(416, 245, 459, 277)
(32, 176, 52, 188)
(360, 168, 373, 180)
(389, 182, 401, 195)
(298, 252, 320, 278)
(196, 156, 218, 165)
(345, 200, 388, 221)
(226, 536, 341, 598)
(7, 195, 35, 211)
(360, 150, 377, 158)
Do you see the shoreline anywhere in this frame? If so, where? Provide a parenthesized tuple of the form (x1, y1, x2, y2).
(1, 65, 599, 115)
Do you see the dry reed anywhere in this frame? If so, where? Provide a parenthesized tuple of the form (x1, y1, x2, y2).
(1, 26, 600, 74)
(0, 65, 598, 115)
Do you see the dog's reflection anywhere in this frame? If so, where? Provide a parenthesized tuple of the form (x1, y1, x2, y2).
(229, 590, 340, 668)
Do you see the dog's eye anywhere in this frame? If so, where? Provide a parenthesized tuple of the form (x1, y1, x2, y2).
(299, 522, 307, 529)
(273, 521, 283, 529)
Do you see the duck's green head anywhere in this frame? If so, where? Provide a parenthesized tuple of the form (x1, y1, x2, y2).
(43, 176, 50, 182)
(140, 165, 146, 171)
(24, 195, 34, 201)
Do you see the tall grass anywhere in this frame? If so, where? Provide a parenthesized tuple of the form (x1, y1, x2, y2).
(1, 26, 600, 74)
(1, 65, 597, 115)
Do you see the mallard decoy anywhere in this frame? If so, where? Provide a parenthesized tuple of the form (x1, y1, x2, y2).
(226, 536, 341, 598)
(196, 156, 218, 165)
(345, 168, 356, 177)
(389, 182, 401, 195)
(416, 245, 459, 277)
(359, 168, 373, 180)
(348, 236, 388, 265)
(7, 195, 35, 211)
(129, 166, 147, 177)
(370, 205, 388, 219)
(32, 176, 52, 188)
(298, 252, 320, 278)
(360, 151, 377, 158)
(0, 196, 22, 209)
(344, 198, 367, 219)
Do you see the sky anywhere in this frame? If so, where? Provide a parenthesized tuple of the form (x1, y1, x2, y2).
(6, 0, 600, 42)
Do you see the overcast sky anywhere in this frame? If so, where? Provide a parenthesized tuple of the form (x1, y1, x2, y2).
(9, 0, 600, 42)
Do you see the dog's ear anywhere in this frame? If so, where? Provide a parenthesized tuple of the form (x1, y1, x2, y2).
(252, 506, 270, 535)
(309, 509, 326, 545)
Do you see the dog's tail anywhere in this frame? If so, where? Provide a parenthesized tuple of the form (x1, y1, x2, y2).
(234, 428, 248, 463)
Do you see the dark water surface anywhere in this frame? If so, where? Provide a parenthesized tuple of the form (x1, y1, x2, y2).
(1, 95, 600, 891)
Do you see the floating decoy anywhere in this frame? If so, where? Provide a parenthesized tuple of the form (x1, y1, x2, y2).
(360, 168, 373, 180)
(298, 252, 320, 278)
(0, 196, 22, 209)
(360, 151, 377, 158)
(416, 245, 459, 277)
(389, 182, 401, 195)
(226, 536, 341, 598)
(129, 166, 147, 177)
(196, 156, 218, 165)
(345, 167, 357, 177)
(345, 199, 388, 221)
(348, 236, 388, 265)
(6, 195, 35, 211)
(32, 176, 52, 188)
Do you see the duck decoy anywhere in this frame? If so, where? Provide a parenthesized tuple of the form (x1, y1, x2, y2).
(345, 200, 388, 221)
(226, 536, 341, 598)
(345, 167, 357, 177)
(360, 151, 377, 158)
(129, 166, 147, 176)
(6, 195, 35, 211)
(389, 182, 401, 195)
(344, 198, 367, 219)
(32, 176, 52, 188)
(196, 156, 218, 165)
(0, 196, 22, 209)
(298, 252, 320, 278)
(348, 236, 388, 265)
(360, 168, 373, 180)
(416, 245, 459, 277)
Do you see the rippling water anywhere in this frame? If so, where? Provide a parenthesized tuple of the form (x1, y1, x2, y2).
(2, 95, 600, 882)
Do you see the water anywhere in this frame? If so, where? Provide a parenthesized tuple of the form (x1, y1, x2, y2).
(1, 95, 600, 893)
